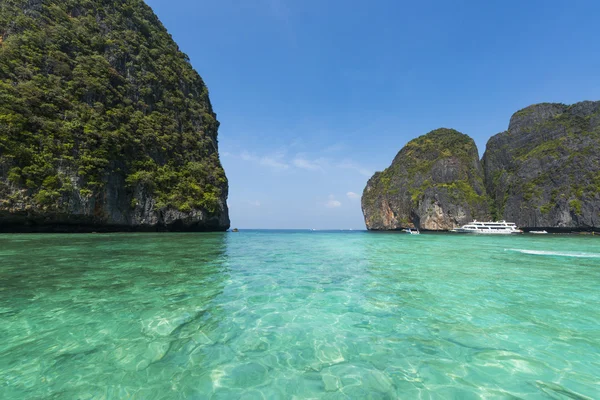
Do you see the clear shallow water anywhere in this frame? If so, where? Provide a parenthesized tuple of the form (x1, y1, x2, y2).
(1, 231, 599, 399)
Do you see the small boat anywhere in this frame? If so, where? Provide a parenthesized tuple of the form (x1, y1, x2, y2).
(452, 220, 522, 234)
(529, 230, 548, 234)
(403, 228, 420, 235)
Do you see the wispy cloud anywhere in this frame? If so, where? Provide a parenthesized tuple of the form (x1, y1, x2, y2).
(233, 147, 373, 178)
(322, 142, 347, 154)
(293, 156, 325, 171)
(240, 151, 255, 162)
(346, 191, 360, 199)
(260, 156, 289, 170)
(239, 151, 289, 170)
(248, 200, 261, 207)
(325, 194, 342, 208)
(337, 161, 373, 177)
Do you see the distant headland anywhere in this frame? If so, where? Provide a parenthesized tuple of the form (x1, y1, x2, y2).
(362, 101, 600, 232)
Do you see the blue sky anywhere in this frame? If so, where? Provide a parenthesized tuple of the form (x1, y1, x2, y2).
(145, 0, 600, 229)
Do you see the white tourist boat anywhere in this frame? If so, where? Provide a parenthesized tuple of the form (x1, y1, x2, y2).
(403, 228, 420, 235)
(452, 220, 523, 234)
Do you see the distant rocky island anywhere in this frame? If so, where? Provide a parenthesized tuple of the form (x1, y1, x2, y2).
(0, 0, 229, 232)
(362, 128, 490, 231)
(362, 101, 600, 232)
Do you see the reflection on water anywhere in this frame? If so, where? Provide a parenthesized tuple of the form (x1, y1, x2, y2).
(1, 231, 599, 398)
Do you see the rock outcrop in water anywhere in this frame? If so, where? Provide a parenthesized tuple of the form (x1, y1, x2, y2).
(361, 128, 490, 230)
(362, 101, 600, 231)
(0, 0, 229, 231)
(482, 101, 600, 230)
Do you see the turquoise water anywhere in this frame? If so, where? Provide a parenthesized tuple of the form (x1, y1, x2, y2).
(1, 231, 599, 399)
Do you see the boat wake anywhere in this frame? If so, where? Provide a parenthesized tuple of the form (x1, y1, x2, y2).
(506, 249, 600, 258)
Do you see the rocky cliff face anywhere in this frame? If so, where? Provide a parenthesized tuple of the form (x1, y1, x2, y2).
(482, 101, 600, 229)
(362, 128, 490, 230)
(0, 0, 229, 231)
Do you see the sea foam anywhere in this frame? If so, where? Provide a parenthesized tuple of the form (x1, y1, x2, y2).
(506, 249, 600, 258)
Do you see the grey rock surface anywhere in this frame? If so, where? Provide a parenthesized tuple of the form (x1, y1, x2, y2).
(362, 128, 490, 231)
(482, 101, 600, 229)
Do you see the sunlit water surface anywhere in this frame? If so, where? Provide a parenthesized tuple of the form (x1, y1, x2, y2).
(1, 231, 599, 399)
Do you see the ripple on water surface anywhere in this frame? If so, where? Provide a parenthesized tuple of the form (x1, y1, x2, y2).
(0, 231, 599, 399)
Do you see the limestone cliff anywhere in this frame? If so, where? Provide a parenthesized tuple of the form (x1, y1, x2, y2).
(362, 128, 490, 230)
(482, 101, 600, 229)
(0, 0, 229, 231)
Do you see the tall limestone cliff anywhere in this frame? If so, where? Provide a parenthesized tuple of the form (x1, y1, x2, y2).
(483, 101, 600, 229)
(362, 128, 490, 230)
(0, 0, 229, 231)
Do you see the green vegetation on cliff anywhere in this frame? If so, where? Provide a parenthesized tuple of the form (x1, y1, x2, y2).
(483, 101, 600, 229)
(363, 102, 599, 231)
(0, 0, 227, 216)
(362, 128, 490, 231)
(369, 129, 487, 209)
(396, 129, 487, 209)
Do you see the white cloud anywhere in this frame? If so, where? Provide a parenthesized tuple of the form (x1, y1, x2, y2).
(234, 149, 372, 177)
(240, 151, 256, 162)
(346, 191, 360, 199)
(323, 142, 346, 154)
(238, 151, 289, 170)
(325, 194, 342, 208)
(326, 200, 342, 208)
(338, 161, 373, 177)
(293, 156, 325, 171)
(248, 200, 261, 207)
(259, 156, 289, 170)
